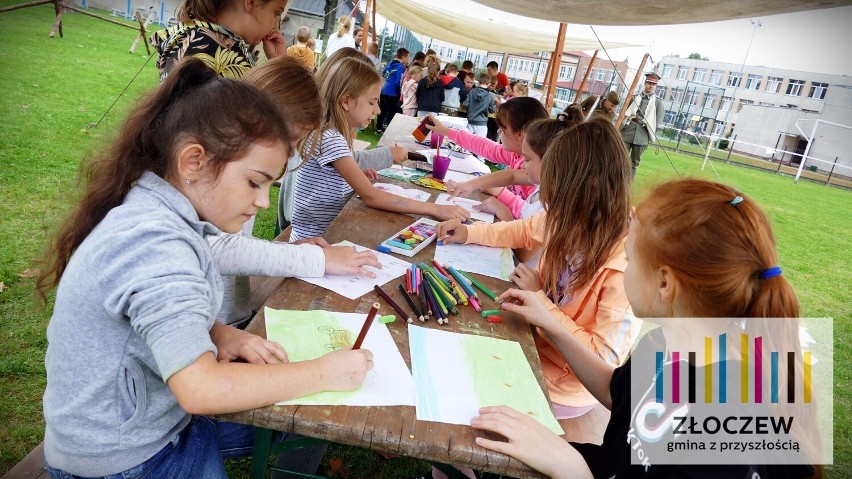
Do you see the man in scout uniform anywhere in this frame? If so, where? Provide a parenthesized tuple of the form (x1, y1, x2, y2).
(620, 72, 664, 175)
(580, 90, 621, 121)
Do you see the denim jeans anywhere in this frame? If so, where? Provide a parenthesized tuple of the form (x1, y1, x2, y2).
(46, 416, 318, 479)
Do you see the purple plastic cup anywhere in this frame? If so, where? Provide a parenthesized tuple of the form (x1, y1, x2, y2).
(432, 155, 451, 180)
(430, 132, 444, 149)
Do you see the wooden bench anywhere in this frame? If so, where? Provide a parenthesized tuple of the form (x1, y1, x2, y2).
(2, 442, 46, 479)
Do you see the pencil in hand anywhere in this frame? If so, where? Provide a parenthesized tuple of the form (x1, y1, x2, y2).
(352, 302, 381, 350)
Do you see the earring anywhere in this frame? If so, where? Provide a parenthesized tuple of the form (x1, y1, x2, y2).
(185, 178, 192, 185)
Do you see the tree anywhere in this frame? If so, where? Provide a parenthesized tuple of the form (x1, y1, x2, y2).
(322, 0, 337, 40)
(687, 52, 709, 60)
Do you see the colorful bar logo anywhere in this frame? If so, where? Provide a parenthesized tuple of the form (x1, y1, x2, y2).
(655, 333, 811, 404)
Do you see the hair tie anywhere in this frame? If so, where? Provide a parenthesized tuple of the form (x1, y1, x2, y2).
(730, 195, 744, 206)
(760, 266, 783, 280)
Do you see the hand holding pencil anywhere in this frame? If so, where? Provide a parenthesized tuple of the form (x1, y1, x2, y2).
(435, 219, 469, 244)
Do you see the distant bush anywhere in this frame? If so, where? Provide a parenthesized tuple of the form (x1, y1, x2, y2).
(717, 139, 729, 150)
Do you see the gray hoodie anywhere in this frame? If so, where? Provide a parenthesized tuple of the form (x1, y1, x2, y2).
(44, 172, 222, 476)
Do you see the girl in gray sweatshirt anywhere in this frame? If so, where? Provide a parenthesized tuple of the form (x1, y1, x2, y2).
(37, 58, 374, 478)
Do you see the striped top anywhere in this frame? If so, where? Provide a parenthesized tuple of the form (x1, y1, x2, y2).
(291, 128, 354, 241)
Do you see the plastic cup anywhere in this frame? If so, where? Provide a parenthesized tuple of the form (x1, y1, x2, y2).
(432, 155, 451, 180)
(430, 132, 444, 149)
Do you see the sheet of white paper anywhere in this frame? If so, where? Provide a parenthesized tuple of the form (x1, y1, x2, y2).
(418, 150, 490, 175)
(435, 114, 468, 130)
(443, 170, 479, 184)
(266, 308, 415, 406)
(433, 242, 514, 281)
(296, 241, 410, 299)
(373, 182, 432, 202)
(409, 325, 563, 434)
(435, 193, 494, 223)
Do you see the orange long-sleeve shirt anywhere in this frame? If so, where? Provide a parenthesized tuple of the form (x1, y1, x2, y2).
(465, 212, 635, 407)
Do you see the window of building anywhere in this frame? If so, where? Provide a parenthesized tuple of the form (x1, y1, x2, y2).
(677, 66, 689, 80)
(558, 65, 567, 79)
(737, 99, 754, 113)
(713, 121, 726, 135)
(720, 96, 732, 111)
(661, 64, 673, 78)
(727, 72, 741, 87)
(595, 69, 606, 81)
(809, 82, 829, 100)
(508, 59, 516, 72)
(610, 70, 619, 83)
(686, 90, 700, 106)
(555, 88, 568, 101)
(656, 86, 668, 101)
(447, 48, 453, 58)
(703, 94, 716, 108)
(710, 70, 723, 85)
(759, 102, 774, 107)
(745, 74, 762, 90)
(670, 88, 683, 102)
(663, 110, 676, 125)
(786, 79, 805, 96)
(438, 46, 445, 57)
(564, 66, 575, 80)
(692, 68, 706, 82)
(765, 76, 782, 93)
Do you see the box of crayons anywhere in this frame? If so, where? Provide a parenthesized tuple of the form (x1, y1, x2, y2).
(379, 218, 438, 257)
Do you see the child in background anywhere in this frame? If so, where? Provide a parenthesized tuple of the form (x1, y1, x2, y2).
(324, 15, 355, 58)
(401, 65, 423, 116)
(290, 58, 469, 241)
(437, 116, 634, 418)
(503, 81, 517, 101)
(37, 58, 373, 479)
(426, 97, 548, 218)
(366, 42, 381, 71)
(286, 26, 316, 71)
(416, 61, 444, 116)
(150, 0, 287, 81)
(440, 63, 467, 113)
(472, 178, 818, 479)
(377, 48, 409, 132)
(462, 72, 497, 137)
(206, 56, 381, 328)
(512, 82, 529, 98)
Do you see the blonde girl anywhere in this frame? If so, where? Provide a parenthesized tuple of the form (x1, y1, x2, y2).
(437, 116, 635, 417)
(401, 65, 423, 116)
(472, 178, 819, 479)
(37, 58, 372, 479)
(324, 15, 355, 58)
(151, 0, 287, 80)
(290, 58, 469, 241)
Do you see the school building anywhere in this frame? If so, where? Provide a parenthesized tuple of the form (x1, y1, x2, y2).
(414, 36, 489, 72)
(486, 50, 630, 111)
(655, 56, 852, 173)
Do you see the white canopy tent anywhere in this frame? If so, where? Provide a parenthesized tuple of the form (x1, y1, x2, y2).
(376, 0, 637, 52)
(469, 0, 848, 25)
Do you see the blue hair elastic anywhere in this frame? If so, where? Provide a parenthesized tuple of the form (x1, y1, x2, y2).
(731, 195, 744, 206)
(760, 266, 783, 280)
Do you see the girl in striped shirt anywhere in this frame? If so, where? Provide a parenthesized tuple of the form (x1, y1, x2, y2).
(291, 57, 470, 241)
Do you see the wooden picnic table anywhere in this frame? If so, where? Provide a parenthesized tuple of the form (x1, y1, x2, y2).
(215, 114, 609, 478)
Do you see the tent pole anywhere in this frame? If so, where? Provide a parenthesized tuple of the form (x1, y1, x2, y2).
(544, 22, 567, 113)
(361, 0, 372, 54)
(572, 49, 598, 104)
(615, 52, 648, 129)
(371, 0, 377, 43)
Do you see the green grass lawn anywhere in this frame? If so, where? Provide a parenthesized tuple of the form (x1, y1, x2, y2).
(1, 4, 850, 477)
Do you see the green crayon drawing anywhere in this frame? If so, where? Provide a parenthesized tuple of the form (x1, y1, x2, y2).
(461, 335, 564, 435)
(265, 309, 360, 405)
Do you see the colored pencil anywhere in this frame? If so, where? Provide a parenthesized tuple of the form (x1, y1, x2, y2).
(446, 265, 479, 299)
(460, 270, 497, 300)
(469, 296, 482, 312)
(352, 302, 381, 349)
(423, 278, 444, 324)
(424, 271, 459, 314)
(374, 284, 413, 323)
(424, 275, 449, 320)
(405, 268, 412, 294)
(431, 260, 453, 280)
(418, 280, 430, 318)
(398, 284, 424, 322)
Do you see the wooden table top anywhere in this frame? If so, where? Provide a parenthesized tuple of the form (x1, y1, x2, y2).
(216, 116, 608, 477)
